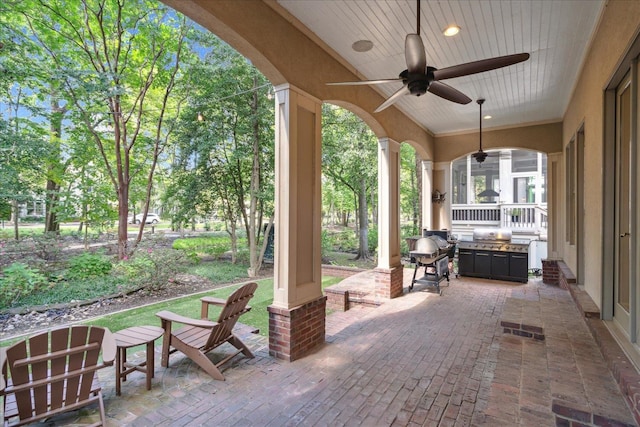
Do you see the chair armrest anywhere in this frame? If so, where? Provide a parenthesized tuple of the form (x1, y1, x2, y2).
(200, 296, 226, 306)
(156, 310, 217, 328)
(0, 347, 6, 392)
(101, 328, 116, 365)
(200, 296, 226, 319)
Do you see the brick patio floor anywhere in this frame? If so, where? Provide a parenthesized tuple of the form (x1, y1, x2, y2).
(47, 272, 637, 426)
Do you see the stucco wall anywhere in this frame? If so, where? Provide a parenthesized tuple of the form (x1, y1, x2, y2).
(162, 0, 640, 312)
(562, 0, 640, 308)
(433, 121, 563, 163)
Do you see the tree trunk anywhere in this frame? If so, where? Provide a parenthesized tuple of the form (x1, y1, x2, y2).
(227, 220, 238, 264)
(44, 94, 65, 234)
(44, 180, 60, 234)
(117, 185, 129, 260)
(12, 200, 19, 240)
(247, 75, 262, 278)
(354, 177, 370, 260)
(370, 184, 377, 226)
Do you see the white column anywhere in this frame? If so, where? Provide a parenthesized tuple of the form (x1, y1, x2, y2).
(548, 152, 563, 258)
(434, 161, 452, 230)
(377, 137, 401, 270)
(272, 84, 323, 309)
(421, 160, 433, 232)
(499, 150, 512, 203)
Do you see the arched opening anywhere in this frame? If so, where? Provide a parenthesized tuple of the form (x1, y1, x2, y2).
(450, 148, 548, 273)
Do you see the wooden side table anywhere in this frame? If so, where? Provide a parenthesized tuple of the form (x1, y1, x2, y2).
(113, 325, 164, 396)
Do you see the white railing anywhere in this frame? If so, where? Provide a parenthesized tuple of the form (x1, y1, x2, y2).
(452, 203, 547, 233)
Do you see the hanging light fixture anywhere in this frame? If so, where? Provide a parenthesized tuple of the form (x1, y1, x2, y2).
(472, 98, 488, 164)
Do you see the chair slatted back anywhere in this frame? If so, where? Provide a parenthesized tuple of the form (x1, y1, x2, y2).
(207, 282, 258, 349)
(4, 325, 106, 422)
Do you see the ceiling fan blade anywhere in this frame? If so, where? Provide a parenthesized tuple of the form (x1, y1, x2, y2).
(327, 78, 403, 86)
(433, 53, 530, 81)
(405, 34, 426, 74)
(374, 85, 411, 113)
(427, 81, 472, 104)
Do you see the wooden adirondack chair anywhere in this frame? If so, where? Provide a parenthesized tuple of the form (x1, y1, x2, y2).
(156, 281, 258, 381)
(0, 325, 116, 427)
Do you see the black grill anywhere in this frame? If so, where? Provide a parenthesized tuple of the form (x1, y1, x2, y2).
(407, 235, 454, 295)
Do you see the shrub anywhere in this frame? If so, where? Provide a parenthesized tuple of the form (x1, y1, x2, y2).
(66, 252, 113, 280)
(401, 224, 420, 237)
(333, 231, 357, 252)
(12, 276, 125, 307)
(113, 248, 191, 291)
(367, 226, 378, 254)
(173, 235, 240, 259)
(30, 232, 65, 262)
(0, 262, 48, 307)
(321, 229, 331, 258)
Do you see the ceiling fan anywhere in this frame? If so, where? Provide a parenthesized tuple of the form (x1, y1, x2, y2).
(327, 0, 530, 113)
(472, 98, 488, 164)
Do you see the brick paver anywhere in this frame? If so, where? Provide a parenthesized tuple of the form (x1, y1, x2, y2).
(38, 273, 636, 426)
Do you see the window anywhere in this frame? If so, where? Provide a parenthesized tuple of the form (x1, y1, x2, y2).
(451, 159, 467, 204)
(513, 176, 535, 203)
(471, 153, 499, 203)
(512, 150, 538, 172)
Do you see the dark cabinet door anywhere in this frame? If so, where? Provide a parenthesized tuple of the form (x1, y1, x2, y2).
(474, 251, 491, 276)
(510, 253, 529, 282)
(491, 252, 510, 279)
(458, 250, 474, 275)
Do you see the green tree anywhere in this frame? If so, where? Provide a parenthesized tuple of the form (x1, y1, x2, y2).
(167, 34, 274, 275)
(0, 14, 50, 239)
(400, 144, 420, 236)
(322, 104, 378, 260)
(8, 0, 191, 258)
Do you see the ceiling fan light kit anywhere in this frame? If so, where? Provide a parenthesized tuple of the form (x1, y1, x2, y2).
(327, 0, 530, 114)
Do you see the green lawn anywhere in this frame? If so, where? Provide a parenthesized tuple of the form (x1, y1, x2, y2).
(0, 276, 344, 348)
(84, 276, 342, 335)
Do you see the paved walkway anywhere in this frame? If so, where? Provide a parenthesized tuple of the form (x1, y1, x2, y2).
(42, 273, 638, 426)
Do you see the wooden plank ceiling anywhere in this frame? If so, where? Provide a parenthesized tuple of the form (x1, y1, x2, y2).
(276, 0, 604, 135)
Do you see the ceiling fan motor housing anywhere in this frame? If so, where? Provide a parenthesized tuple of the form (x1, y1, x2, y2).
(408, 77, 428, 95)
(402, 67, 436, 96)
(473, 151, 488, 163)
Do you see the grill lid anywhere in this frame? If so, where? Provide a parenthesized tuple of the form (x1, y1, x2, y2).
(472, 228, 512, 242)
(410, 235, 451, 260)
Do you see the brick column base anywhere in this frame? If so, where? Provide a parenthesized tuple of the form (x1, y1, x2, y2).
(267, 295, 327, 362)
(374, 266, 404, 299)
(542, 259, 559, 285)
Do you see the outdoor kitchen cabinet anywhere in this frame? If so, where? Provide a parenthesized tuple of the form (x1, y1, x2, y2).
(458, 248, 529, 283)
(509, 253, 528, 282)
(457, 229, 529, 283)
(473, 251, 492, 276)
(458, 249, 474, 276)
(490, 252, 510, 280)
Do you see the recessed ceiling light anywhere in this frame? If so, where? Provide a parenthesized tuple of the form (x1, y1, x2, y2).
(443, 25, 460, 37)
(483, 115, 492, 120)
(352, 40, 373, 52)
